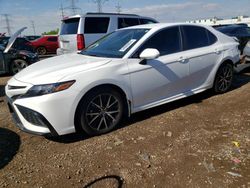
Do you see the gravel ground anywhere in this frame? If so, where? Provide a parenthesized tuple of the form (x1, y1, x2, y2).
(0, 70, 250, 188)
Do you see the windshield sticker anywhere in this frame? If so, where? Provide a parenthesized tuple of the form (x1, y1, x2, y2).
(119, 39, 137, 52)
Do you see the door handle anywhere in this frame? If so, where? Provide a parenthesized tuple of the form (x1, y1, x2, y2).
(178, 56, 186, 63)
(214, 49, 221, 54)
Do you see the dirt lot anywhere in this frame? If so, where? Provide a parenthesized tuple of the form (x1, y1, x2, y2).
(0, 70, 250, 188)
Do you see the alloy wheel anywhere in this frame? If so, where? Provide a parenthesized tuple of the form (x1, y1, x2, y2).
(85, 94, 121, 132)
(215, 64, 233, 93)
(11, 59, 28, 74)
(37, 47, 47, 55)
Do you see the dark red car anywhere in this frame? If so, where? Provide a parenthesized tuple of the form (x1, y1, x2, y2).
(30, 35, 58, 55)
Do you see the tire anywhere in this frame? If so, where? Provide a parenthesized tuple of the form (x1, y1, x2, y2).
(77, 87, 125, 136)
(36, 46, 47, 55)
(10, 59, 29, 75)
(214, 63, 233, 93)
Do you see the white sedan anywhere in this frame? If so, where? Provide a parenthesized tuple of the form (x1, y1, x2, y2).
(5, 23, 240, 136)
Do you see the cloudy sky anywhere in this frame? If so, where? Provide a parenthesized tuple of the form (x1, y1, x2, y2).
(0, 0, 250, 35)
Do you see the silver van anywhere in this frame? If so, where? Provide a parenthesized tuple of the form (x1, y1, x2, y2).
(57, 12, 158, 55)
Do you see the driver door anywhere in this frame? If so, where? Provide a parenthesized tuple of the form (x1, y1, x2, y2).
(128, 26, 190, 110)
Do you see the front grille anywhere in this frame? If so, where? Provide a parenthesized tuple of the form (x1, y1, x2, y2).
(8, 85, 27, 90)
(16, 105, 49, 128)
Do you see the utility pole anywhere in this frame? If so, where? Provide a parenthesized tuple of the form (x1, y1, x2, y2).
(116, 1, 121, 13)
(92, 0, 108, 13)
(31, 20, 36, 35)
(2, 14, 12, 35)
(60, 3, 65, 19)
(66, 0, 81, 15)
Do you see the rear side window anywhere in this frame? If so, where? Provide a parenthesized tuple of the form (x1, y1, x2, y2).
(207, 30, 217, 45)
(118, 18, 140, 29)
(134, 26, 181, 57)
(84, 17, 110, 34)
(60, 18, 79, 35)
(47, 37, 57, 42)
(140, 19, 157, 24)
(182, 26, 209, 50)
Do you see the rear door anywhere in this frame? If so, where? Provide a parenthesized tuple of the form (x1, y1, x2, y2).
(59, 17, 80, 53)
(181, 25, 221, 90)
(83, 17, 110, 47)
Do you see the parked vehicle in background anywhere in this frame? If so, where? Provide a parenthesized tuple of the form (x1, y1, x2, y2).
(6, 23, 239, 136)
(25, 35, 41, 41)
(0, 27, 39, 75)
(243, 41, 250, 61)
(0, 36, 34, 52)
(30, 35, 58, 55)
(57, 12, 158, 55)
(217, 25, 250, 54)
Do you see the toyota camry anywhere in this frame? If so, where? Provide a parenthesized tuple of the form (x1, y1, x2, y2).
(5, 23, 240, 136)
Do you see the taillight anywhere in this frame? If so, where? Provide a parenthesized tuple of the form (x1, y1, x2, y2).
(77, 34, 85, 50)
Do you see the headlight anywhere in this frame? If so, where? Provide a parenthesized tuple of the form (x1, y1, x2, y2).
(21, 80, 75, 98)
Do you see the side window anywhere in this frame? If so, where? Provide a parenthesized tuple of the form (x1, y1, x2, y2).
(47, 37, 57, 42)
(182, 26, 209, 50)
(84, 17, 110, 34)
(118, 18, 140, 29)
(207, 30, 217, 45)
(133, 26, 181, 58)
(139, 19, 157, 24)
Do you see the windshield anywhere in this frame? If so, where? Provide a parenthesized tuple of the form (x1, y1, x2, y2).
(81, 29, 150, 58)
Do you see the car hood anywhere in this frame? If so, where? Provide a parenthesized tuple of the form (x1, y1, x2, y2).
(14, 53, 112, 85)
(4, 27, 27, 53)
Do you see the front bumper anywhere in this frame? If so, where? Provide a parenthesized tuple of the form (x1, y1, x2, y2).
(7, 96, 58, 136)
(5, 77, 78, 136)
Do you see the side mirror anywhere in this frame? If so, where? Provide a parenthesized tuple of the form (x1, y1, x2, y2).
(139, 48, 160, 60)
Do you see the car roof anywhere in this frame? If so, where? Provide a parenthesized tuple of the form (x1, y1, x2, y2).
(120, 23, 212, 30)
(63, 12, 153, 20)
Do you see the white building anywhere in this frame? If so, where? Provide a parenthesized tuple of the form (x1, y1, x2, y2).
(187, 16, 250, 27)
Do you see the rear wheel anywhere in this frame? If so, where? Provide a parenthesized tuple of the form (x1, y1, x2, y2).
(77, 88, 125, 136)
(214, 63, 233, 93)
(36, 46, 47, 55)
(10, 59, 29, 75)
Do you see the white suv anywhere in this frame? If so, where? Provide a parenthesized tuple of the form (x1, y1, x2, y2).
(57, 12, 158, 55)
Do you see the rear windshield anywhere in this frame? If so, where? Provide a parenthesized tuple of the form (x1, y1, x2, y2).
(60, 18, 80, 35)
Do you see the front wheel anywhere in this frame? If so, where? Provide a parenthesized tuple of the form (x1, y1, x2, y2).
(214, 63, 233, 93)
(10, 59, 29, 75)
(78, 88, 125, 136)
